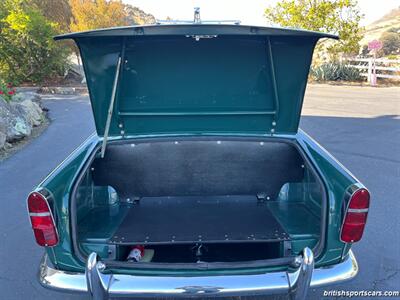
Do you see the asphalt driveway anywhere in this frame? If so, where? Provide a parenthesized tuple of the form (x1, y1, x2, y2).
(0, 84, 399, 299)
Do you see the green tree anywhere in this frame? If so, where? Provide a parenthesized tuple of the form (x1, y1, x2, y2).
(379, 31, 400, 56)
(0, 0, 70, 83)
(264, 0, 363, 59)
(30, 0, 73, 33)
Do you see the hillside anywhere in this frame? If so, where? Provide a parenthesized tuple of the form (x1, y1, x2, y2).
(361, 7, 400, 45)
(125, 5, 156, 25)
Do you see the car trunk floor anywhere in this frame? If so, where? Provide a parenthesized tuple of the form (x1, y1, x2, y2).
(108, 195, 290, 245)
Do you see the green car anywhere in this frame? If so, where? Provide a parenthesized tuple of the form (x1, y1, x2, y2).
(27, 24, 370, 300)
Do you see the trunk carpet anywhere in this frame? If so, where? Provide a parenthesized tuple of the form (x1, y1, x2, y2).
(109, 195, 290, 245)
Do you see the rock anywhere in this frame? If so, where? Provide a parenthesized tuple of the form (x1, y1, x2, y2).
(10, 116, 31, 138)
(0, 117, 7, 149)
(38, 86, 81, 95)
(0, 92, 44, 143)
(0, 131, 6, 149)
(0, 117, 6, 134)
(13, 91, 42, 105)
(39, 86, 88, 95)
(17, 100, 43, 126)
(0, 96, 32, 141)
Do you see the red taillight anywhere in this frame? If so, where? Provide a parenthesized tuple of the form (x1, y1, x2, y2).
(27, 192, 58, 247)
(340, 188, 370, 243)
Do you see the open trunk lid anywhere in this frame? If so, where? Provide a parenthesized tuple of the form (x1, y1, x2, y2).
(55, 24, 337, 137)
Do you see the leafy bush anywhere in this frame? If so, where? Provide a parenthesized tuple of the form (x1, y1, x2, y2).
(379, 31, 400, 56)
(0, 1, 70, 84)
(311, 63, 363, 82)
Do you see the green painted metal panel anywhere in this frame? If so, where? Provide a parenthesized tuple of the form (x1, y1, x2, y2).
(70, 26, 328, 136)
(296, 130, 361, 265)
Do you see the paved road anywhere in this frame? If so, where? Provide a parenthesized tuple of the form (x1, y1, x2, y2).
(0, 85, 399, 299)
(303, 85, 400, 299)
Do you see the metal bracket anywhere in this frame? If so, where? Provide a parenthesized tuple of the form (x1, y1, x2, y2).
(107, 245, 116, 260)
(187, 34, 218, 41)
(284, 240, 292, 256)
(256, 192, 270, 203)
(194, 7, 201, 23)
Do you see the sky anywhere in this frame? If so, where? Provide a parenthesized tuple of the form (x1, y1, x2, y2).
(124, 0, 400, 26)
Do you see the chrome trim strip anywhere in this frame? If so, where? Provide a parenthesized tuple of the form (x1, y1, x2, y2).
(38, 249, 358, 299)
(347, 208, 369, 213)
(39, 254, 87, 293)
(29, 212, 51, 217)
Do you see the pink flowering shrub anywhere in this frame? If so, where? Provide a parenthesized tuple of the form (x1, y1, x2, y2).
(0, 81, 16, 102)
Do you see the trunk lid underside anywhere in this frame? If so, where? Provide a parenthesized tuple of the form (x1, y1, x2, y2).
(53, 25, 334, 270)
(56, 25, 337, 137)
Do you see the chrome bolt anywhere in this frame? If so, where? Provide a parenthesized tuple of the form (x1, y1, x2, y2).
(293, 256, 303, 267)
(97, 261, 106, 271)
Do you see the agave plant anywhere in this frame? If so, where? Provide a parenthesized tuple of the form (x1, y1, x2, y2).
(311, 62, 363, 82)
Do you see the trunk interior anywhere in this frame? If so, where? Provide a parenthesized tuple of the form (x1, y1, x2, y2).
(73, 138, 325, 267)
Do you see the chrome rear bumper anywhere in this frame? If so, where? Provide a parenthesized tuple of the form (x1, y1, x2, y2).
(39, 248, 358, 300)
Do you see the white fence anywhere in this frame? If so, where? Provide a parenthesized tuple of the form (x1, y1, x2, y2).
(346, 58, 400, 83)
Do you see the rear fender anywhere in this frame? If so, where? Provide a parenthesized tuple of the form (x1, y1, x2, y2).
(296, 130, 361, 265)
(35, 133, 99, 271)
